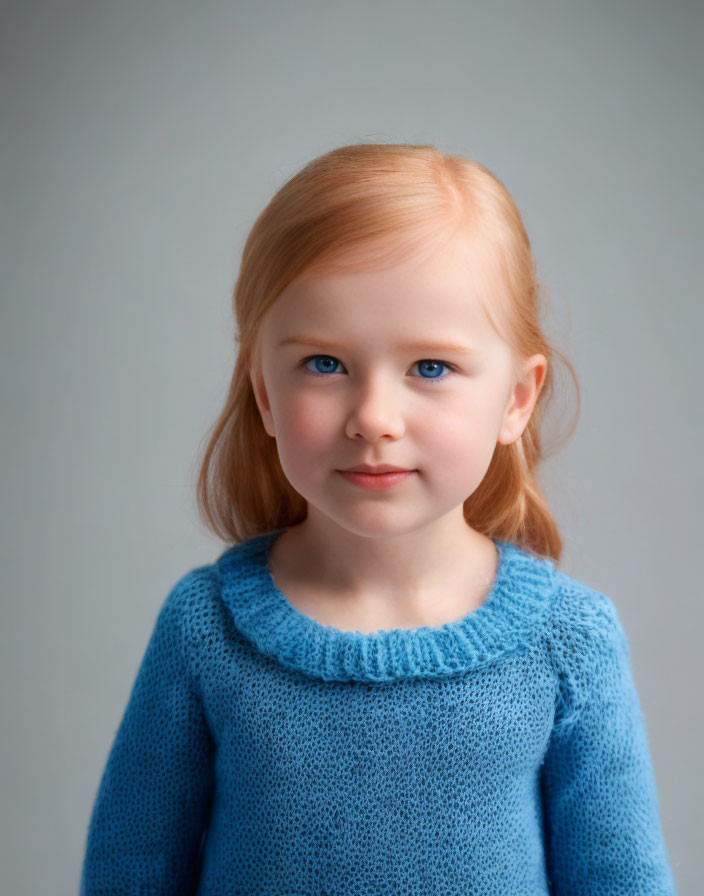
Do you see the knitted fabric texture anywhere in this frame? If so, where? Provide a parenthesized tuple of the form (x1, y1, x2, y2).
(80, 529, 677, 895)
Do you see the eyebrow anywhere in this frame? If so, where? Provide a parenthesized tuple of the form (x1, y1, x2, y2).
(277, 335, 480, 355)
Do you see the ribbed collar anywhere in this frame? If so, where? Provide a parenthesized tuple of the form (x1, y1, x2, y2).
(215, 528, 558, 683)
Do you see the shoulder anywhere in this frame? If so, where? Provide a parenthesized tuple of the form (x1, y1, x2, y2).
(545, 568, 630, 658)
(153, 534, 281, 666)
(159, 536, 269, 643)
(501, 540, 627, 659)
(165, 561, 223, 610)
(542, 569, 633, 731)
(155, 559, 229, 661)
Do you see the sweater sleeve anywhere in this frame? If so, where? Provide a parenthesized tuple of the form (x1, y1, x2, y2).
(80, 575, 215, 896)
(540, 585, 677, 895)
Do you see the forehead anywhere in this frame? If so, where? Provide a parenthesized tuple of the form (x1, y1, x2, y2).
(263, 232, 503, 343)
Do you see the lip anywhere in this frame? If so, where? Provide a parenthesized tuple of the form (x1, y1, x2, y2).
(339, 464, 415, 474)
(337, 469, 415, 491)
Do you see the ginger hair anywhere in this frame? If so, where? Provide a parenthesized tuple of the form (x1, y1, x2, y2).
(195, 143, 579, 562)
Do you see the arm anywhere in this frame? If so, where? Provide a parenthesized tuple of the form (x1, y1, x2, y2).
(540, 587, 677, 895)
(80, 576, 215, 896)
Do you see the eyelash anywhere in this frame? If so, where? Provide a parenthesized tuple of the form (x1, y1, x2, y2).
(299, 354, 458, 385)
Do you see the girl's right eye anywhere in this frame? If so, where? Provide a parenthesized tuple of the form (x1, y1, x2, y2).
(300, 355, 344, 376)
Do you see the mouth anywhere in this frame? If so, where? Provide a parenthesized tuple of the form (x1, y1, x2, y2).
(337, 468, 416, 491)
(339, 464, 415, 474)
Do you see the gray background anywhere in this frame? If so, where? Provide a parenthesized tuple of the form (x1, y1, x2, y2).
(2, 1, 701, 893)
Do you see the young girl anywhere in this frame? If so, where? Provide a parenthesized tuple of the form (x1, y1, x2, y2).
(80, 143, 677, 895)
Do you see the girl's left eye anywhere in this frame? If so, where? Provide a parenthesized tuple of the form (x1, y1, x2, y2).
(412, 359, 456, 382)
(300, 355, 456, 383)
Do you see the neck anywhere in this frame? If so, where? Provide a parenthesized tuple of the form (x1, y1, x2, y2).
(270, 511, 497, 606)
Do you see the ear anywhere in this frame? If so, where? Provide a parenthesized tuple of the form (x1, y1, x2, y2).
(248, 360, 276, 438)
(497, 354, 548, 445)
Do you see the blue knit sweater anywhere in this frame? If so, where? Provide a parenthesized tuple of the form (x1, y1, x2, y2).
(80, 529, 677, 895)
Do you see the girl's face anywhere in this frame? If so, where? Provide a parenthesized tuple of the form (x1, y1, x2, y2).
(250, 233, 546, 540)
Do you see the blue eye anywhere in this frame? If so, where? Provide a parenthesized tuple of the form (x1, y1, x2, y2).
(302, 355, 344, 376)
(412, 359, 454, 382)
(300, 355, 456, 383)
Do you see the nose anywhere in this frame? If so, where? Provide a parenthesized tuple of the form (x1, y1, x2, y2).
(343, 376, 406, 441)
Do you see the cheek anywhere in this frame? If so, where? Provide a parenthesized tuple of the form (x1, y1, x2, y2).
(272, 391, 335, 459)
(416, 395, 500, 468)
